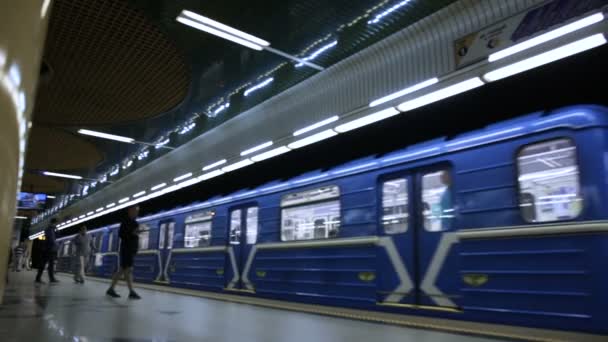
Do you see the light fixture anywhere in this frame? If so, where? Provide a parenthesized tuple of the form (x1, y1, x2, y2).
(244, 78, 274, 97)
(241, 141, 273, 156)
(293, 116, 339, 136)
(47, 195, 56, 199)
(78, 129, 134, 144)
(118, 197, 130, 204)
(151, 183, 167, 191)
(42, 171, 83, 180)
(15, 216, 27, 220)
(133, 191, 146, 198)
(368, 0, 412, 25)
(251, 146, 291, 162)
(369, 78, 438, 107)
(222, 159, 254, 172)
(214, 102, 230, 115)
(199, 169, 225, 181)
(173, 173, 193, 182)
(295, 40, 337, 67)
(180, 10, 269, 48)
(334, 108, 399, 133)
(488, 13, 605, 62)
(397, 77, 485, 112)
(288, 129, 338, 149)
(155, 138, 170, 149)
(106, 203, 116, 208)
(78, 215, 85, 219)
(96, 207, 104, 213)
(87, 211, 94, 216)
(177, 17, 263, 50)
(203, 159, 227, 171)
(483, 34, 606, 82)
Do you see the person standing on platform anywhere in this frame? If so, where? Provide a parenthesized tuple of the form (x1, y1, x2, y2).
(106, 205, 141, 299)
(13, 242, 25, 272)
(72, 225, 94, 284)
(35, 218, 59, 284)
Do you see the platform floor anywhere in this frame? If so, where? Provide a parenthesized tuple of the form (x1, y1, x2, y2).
(0, 271, 509, 342)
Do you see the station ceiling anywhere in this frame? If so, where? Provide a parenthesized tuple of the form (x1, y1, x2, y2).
(23, 0, 455, 196)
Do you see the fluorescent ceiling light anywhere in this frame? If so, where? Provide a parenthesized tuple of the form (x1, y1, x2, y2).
(334, 108, 400, 133)
(181, 10, 269, 47)
(484, 34, 606, 82)
(489, 13, 605, 62)
(203, 159, 227, 171)
(106, 203, 116, 208)
(43, 171, 83, 180)
(133, 191, 146, 198)
(96, 208, 104, 212)
(241, 141, 273, 156)
(251, 146, 291, 162)
(47, 195, 56, 199)
(118, 197, 130, 204)
(370, 78, 438, 107)
(151, 183, 167, 191)
(397, 77, 484, 112)
(222, 159, 254, 172)
(199, 169, 225, 181)
(244, 78, 274, 96)
(288, 129, 338, 149)
(177, 17, 263, 51)
(79, 215, 85, 219)
(295, 40, 337, 67)
(15, 216, 27, 219)
(368, 0, 412, 25)
(87, 211, 94, 216)
(173, 173, 193, 182)
(293, 116, 339, 136)
(78, 129, 134, 144)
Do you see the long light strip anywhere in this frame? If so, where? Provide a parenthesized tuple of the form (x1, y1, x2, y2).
(293, 116, 339, 136)
(368, 0, 412, 25)
(250, 146, 291, 162)
(106, 203, 116, 208)
(369, 78, 438, 107)
(334, 108, 400, 133)
(133, 191, 146, 198)
(222, 159, 254, 172)
(203, 159, 227, 171)
(397, 77, 485, 112)
(47, 195, 56, 199)
(177, 17, 263, 51)
(199, 169, 225, 181)
(240, 141, 273, 156)
(96, 208, 104, 213)
(43, 171, 83, 180)
(118, 197, 130, 204)
(295, 40, 338, 67)
(181, 10, 270, 47)
(484, 34, 607, 82)
(173, 172, 193, 182)
(78, 129, 134, 144)
(151, 183, 167, 191)
(244, 78, 274, 96)
(87, 211, 94, 216)
(489, 13, 605, 62)
(288, 129, 338, 149)
(15, 216, 27, 219)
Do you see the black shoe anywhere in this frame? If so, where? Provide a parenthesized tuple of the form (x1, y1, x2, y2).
(50, 279, 59, 283)
(35, 279, 45, 284)
(106, 288, 120, 298)
(128, 291, 141, 300)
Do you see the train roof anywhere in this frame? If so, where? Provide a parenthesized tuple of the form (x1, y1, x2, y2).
(63, 105, 608, 235)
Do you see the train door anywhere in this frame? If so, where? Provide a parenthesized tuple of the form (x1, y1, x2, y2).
(225, 206, 258, 290)
(413, 167, 459, 309)
(156, 220, 175, 283)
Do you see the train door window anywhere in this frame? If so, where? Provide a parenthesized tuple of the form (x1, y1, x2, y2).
(166, 222, 175, 249)
(230, 209, 242, 245)
(517, 139, 582, 222)
(421, 170, 454, 232)
(108, 233, 114, 252)
(184, 211, 214, 248)
(159, 223, 166, 249)
(281, 185, 341, 241)
(138, 224, 150, 250)
(246, 207, 259, 244)
(382, 179, 408, 234)
(63, 242, 71, 256)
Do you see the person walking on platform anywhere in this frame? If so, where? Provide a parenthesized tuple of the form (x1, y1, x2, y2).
(106, 205, 141, 299)
(13, 242, 25, 272)
(36, 218, 59, 284)
(72, 225, 95, 284)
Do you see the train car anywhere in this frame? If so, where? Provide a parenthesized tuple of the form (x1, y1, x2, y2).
(59, 105, 608, 335)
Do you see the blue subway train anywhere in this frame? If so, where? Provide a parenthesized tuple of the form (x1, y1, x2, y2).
(55, 105, 608, 335)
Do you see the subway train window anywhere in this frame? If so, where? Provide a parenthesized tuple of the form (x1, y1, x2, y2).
(138, 224, 150, 250)
(421, 170, 454, 232)
(229, 209, 242, 245)
(382, 178, 408, 234)
(246, 207, 259, 244)
(63, 242, 71, 256)
(281, 185, 341, 241)
(517, 139, 582, 222)
(184, 211, 214, 248)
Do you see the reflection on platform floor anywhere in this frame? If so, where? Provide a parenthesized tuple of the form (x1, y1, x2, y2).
(0, 272, 505, 342)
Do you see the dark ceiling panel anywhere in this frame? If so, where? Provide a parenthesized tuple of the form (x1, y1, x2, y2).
(21, 173, 67, 194)
(25, 126, 103, 171)
(33, 0, 191, 126)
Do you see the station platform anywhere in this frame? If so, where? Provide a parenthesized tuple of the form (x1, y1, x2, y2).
(0, 272, 507, 342)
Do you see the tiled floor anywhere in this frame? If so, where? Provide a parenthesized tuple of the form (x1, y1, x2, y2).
(0, 271, 505, 342)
